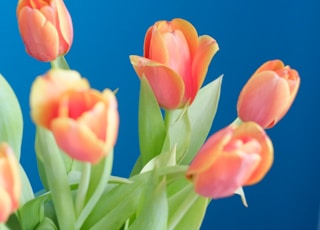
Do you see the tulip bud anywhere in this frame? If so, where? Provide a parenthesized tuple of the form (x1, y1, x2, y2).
(30, 70, 119, 163)
(17, 0, 73, 62)
(186, 122, 273, 199)
(237, 60, 300, 128)
(130, 18, 219, 109)
(0, 143, 21, 222)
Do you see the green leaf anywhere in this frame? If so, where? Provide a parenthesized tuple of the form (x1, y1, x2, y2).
(164, 108, 191, 163)
(140, 146, 177, 174)
(36, 217, 58, 230)
(18, 192, 50, 230)
(129, 174, 168, 230)
(138, 77, 166, 167)
(75, 152, 113, 229)
(36, 144, 81, 191)
(6, 213, 22, 230)
(235, 187, 248, 207)
(19, 165, 34, 205)
(0, 224, 11, 230)
(181, 76, 223, 164)
(167, 179, 208, 230)
(83, 176, 145, 230)
(0, 74, 23, 159)
(35, 127, 75, 230)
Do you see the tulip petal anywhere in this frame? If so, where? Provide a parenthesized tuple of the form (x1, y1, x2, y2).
(255, 59, 284, 73)
(30, 70, 89, 128)
(232, 122, 274, 185)
(0, 143, 21, 222)
(186, 127, 233, 177)
(143, 26, 153, 58)
(277, 68, 300, 121)
(102, 90, 119, 152)
(193, 150, 261, 198)
(192, 35, 219, 101)
(55, 0, 73, 53)
(147, 26, 170, 64)
(130, 55, 185, 109)
(0, 188, 11, 223)
(51, 118, 106, 164)
(18, 7, 59, 61)
(171, 18, 199, 58)
(237, 71, 292, 128)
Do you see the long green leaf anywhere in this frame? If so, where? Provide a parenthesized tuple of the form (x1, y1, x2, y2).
(138, 77, 166, 167)
(181, 76, 223, 164)
(0, 74, 23, 159)
(167, 179, 208, 230)
(129, 174, 168, 230)
(83, 174, 147, 229)
(18, 193, 50, 230)
(35, 127, 75, 230)
(36, 217, 58, 230)
(165, 108, 191, 163)
(19, 165, 34, 205)
(75, 152, 113, 229)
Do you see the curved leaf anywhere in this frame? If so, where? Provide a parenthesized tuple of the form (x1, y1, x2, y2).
(0, 74, 23, 159)
(181, 75, 223, 164)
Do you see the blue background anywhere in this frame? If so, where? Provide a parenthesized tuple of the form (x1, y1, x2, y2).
(1, 0, 319, 229)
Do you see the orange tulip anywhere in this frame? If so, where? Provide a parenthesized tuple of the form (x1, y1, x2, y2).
(30, 70, 119, 163)
(0, 143, 21, 222)
(130, 18, 219, 109)
(237, 60, 300, 128)
(186, 122, 273, 199)
(17, 0, 73, 62)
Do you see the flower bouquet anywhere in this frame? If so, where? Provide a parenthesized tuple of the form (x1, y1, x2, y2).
(0, 0, 300, 229)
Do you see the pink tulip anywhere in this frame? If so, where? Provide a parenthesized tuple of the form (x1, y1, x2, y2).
(0, 143, 21, 222)
(237, 60, 300, 128)
(17, 0, 73, 62)
(186, 122, 273, 199)
(130, 18, 219, 109)
(30, 70, 119, 163)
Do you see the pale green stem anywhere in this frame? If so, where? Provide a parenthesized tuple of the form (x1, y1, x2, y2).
(50, 56, 70, 70)
(167, 183, 202, 230)
(231, 117, 243, 126)
(75, 163, 92, 217)
(164, 110, 174, 130)
(36, 127, 75, 230)
(75, 151, 114, 229)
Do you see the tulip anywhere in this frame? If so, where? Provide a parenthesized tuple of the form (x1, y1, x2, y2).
(30, 70, 119, 163)
(237, 60, 300, 128)
(17, 0, 73, 62)
(0, 143, 21, 222)
(186, 122, 273, 199)
(130, 18, 219, 109)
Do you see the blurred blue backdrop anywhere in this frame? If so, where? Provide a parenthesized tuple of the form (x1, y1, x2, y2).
(1, 0, 319, 229)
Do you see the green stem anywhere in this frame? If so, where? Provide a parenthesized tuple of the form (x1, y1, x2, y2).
(167, 183, 202, 230)
(75, 163, 91, 217)
(75, 151, 114, 229)
(36, 127, 75, 230)
(164, 110, 174, 130)
(50, 56, 70, 70)
(231, 117, 243, 126)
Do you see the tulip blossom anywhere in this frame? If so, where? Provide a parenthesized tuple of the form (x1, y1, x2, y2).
(237, 60, 300, 128)
(0, 143, 21, 222)
(130, 18, 219, 109)
(186, 122, 273, 199)
(17, 0, 73, 62)
(30, 69, 119, 163)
